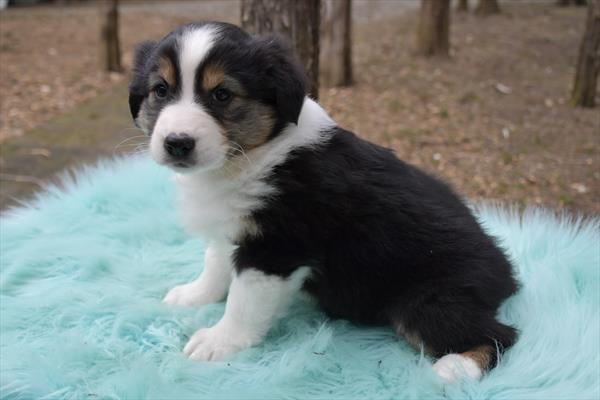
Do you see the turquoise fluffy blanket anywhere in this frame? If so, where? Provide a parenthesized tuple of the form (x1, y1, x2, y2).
(1, 156, 598, 399)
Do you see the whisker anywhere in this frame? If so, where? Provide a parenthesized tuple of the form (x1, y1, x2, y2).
(125, 147, 150, 156)
(114, 142, 147, 148)
(228, 141, 252, 167)
(117, 127, 146, 135)
(113, 135, 149, 156)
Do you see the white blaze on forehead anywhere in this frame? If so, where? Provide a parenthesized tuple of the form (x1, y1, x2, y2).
(179, 25, 217, 101)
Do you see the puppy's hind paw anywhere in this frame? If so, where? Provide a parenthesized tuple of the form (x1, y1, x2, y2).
(433, 353, 482, 383)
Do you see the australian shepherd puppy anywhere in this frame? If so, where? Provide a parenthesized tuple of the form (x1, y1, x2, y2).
(129, 22, 518, 383)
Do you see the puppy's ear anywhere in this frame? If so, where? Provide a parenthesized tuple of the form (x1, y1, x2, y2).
(129, 40, 157, 121)
(254, 35, 307, 125)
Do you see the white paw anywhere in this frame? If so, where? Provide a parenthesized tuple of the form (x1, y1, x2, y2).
(433, 354, 482, 383)
(163, 282, 213, 306)
(183, 324, 255, 361)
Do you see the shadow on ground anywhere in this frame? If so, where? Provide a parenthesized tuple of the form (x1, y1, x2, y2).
(0, 84, 137, 210)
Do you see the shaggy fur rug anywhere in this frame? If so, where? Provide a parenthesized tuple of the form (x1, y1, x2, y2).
(1, 156, 598, 400)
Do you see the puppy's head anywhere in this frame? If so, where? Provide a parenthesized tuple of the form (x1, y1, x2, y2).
(129, 22, 308, 173)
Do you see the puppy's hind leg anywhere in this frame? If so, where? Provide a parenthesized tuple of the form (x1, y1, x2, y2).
(394, 320, 490, 382)
(432, 345, 493, 383)
(431, 319, 516, 383)
(163, 241, 234, 306)
(391, 301, 517, 383)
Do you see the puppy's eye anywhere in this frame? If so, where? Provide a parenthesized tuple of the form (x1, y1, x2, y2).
(213, 88, 232, 104)
(153, 83, 168, 99)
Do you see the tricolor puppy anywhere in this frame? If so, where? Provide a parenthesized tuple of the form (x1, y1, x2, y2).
(129, 22, 518, 383)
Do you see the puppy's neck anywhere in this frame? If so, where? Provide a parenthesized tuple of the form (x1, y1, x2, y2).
(183, 97, 336, 183)
(174, 98, 335, 241)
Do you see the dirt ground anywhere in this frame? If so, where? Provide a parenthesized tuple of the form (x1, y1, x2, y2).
(0, 0, 242, 140)
(0, 1, 598, 213)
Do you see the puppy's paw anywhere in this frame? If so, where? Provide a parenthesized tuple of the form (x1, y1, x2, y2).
(433, 353, 482, 383)
(183, 324, 255, 361)
(163, 283, 213, 306)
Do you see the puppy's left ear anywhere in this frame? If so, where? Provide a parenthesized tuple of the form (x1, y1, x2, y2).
(129, 40, 157, 121)
(254, 35, 308, 125)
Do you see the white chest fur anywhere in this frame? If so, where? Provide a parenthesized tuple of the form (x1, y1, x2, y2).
(175, 169, 274, 240)
(173, 98, 335, 242)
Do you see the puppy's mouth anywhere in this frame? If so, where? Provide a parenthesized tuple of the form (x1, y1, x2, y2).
(163, 155, 224, 174)
(166, 159, 196, 172)
(172, 161, 192, 169)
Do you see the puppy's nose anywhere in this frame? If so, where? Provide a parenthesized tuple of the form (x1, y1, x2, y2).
(164, 133, 195, 158)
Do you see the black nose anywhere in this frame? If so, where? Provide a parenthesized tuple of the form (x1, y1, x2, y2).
(164, 133, 195, 158)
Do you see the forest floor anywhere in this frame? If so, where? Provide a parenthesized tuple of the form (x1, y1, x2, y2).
(0, 1, 598, 213)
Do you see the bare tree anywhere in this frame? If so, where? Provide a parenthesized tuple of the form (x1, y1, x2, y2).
(416, 0, 450, 57)
(241, 0, 321, 99)
(320, 0, 353, 87)
(571, 0, 600, 107)
(99, 0, 121, 72)
(457, 0, 469, 12)
(476, 0, 500, 16)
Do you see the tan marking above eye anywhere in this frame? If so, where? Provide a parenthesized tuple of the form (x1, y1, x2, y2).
(158, 56, 176, 87)
(203, 63, 226, 91)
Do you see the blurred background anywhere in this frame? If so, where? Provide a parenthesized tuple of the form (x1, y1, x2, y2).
(0, 0, 598, 213)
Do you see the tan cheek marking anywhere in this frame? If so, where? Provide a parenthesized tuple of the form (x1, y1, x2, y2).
(220, 98, 276, 152)
(241, 110, 275, 150)
(460, 345, 494, 371)
(159, 57, 176, 87)
(203, 63, 225, 91)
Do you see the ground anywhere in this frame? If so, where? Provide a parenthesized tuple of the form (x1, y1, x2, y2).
(0, 1, 598, 213)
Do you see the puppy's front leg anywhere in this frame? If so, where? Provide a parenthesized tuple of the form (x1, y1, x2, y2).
(184, 267, 309, 361)
(163, 241, 233, 306)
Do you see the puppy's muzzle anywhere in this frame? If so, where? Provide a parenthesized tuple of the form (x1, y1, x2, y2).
(164, 133, 195, 159)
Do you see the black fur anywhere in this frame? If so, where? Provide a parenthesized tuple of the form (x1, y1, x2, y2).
(129, 40, 157, 120)
(129, 21, 519, 367)
(252, 34, 308, 127)
(198, 28, 307, 134)
(234, 128, 518, 359)
(128, 22, 307, 139)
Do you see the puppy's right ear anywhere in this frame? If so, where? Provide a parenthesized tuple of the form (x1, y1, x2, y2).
(129, 41, 157, 121)
(252, 35, 308, 126)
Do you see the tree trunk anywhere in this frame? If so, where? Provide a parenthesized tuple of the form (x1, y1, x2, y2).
(571, 0, 600, 107)
(320, 0, 353, 87)
(557, 0, 587, 5)
(416, 0, 450, 57)
(476, 0, 500, 16)
(99, 0, 121, 73)
(241, 0, 321, 99)
(457, 0, 469, 12)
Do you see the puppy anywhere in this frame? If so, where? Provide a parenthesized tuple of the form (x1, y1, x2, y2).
(129, 22, 518, 383)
